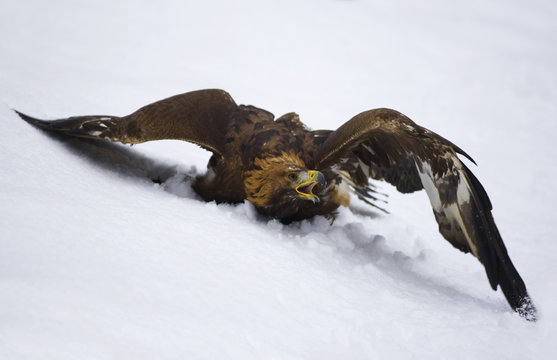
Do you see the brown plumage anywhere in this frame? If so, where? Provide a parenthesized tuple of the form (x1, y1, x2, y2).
(15, 89, 536, 320)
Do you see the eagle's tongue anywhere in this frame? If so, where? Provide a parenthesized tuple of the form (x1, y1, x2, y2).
(297, 182, 315, 195)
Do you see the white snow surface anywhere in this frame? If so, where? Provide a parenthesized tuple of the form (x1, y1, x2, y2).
(1, 0, 557, 358)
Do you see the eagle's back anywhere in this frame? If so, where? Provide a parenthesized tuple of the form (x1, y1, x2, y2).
(192, 105, 342, 222)
(192, 105, 322, 205)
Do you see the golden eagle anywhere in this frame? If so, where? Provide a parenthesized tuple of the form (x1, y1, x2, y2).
(15, 89, 536, 320)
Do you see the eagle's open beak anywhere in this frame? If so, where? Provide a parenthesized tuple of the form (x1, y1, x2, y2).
(295, 170, 326, 203)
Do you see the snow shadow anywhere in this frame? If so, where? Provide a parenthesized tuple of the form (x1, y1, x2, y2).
(41, 131, 201, 199)
(278, 217, 503, 314)
(221, 201, 504, 314)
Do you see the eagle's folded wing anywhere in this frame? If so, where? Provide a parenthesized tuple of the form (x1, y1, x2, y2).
(315, 108, 536, 320)
(15, 89, 238, 156)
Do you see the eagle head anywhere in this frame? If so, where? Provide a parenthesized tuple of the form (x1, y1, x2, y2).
(243, 151, 327, 221)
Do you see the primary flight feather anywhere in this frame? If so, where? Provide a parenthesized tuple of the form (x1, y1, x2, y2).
(16, 89, 536, 320)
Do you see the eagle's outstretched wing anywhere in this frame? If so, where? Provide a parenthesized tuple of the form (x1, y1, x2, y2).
(315, 108, 536, 320)
(15, 89, 238, 156)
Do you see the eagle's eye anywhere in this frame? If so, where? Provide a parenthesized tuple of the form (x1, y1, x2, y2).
(287, 173, 298, 181)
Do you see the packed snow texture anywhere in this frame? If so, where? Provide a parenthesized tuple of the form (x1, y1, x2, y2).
(1, 0, 556, 359)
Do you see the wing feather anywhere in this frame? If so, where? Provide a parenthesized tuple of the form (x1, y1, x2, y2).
(316, 108, 536, 319)
(15, 89, 238, 156)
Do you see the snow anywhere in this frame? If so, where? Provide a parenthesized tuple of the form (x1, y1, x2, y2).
(1, 0, 557, 358)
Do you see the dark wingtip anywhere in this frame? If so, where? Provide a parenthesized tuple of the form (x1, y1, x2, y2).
(13, 109, 52, 129)
(14, 109, 34, 121)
